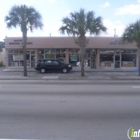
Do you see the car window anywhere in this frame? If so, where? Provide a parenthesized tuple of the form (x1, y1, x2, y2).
(52, 60, 60, 65)
(45, 60, 52, 65)
(59, 59, 65, 63)
(40, 60, 44, 64)
(37, 60, 41, 64)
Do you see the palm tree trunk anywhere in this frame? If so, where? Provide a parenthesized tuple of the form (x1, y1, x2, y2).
(138, 47, 140, 76)
(139, 57, 140, 76)
(80, 47, 85, 76)
(23, 32, 27, 76)
(79, 37, 86, 76)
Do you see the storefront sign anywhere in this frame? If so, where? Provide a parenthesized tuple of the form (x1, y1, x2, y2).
(9, 42, 33, 45)
(9, 39, 33, 45)
(110, 40, 128, 45)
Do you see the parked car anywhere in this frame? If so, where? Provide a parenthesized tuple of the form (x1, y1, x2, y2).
(35, 59, 72, 73)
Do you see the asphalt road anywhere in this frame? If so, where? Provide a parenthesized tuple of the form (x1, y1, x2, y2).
(0, 80, 140, 140)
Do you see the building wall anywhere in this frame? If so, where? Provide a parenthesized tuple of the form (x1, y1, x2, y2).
(0, 48, 6, 66)
(5, 36, 139, 69)
(5, 36, 137, 49)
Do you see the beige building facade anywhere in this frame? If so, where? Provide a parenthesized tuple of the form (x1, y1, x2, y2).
(5, 36, 138, 69)
(0, 48, 6, 66)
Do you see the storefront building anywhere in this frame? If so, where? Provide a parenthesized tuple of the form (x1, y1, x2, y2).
(5, 36, 138, 69)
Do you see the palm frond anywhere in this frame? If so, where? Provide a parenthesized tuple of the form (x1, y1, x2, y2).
(5, 4, 43, 32)
(122, 21, 140, 46)
(59, 8, 107, 37)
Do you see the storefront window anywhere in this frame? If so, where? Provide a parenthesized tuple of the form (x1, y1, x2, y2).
(38, 49, 66, 62)
(56, 49, 60, 53)
(100, 50, 114, 67)
(69, 49, 80, 66)
(45, 54, 55, 58)
(31, 51, 35, 54)
(51, 49, 56, 53)
(27, 50, 30, 54)
(8, 54, 14, 66)
(75, 49, 79, 53)
(69, 49, 74, 54)
(69, 54, 79, 65)
(40, 50, 44, 54)
(8, 49, 35, 67)
(39, 54, 44, 59)
(8, 50, 13, 53)
(121, 54, 136, 67)
(56, 54, 66, 63)
(60, 49, 65, 53)
(121, 49, 137, 67)
(8, 53, 23, 67)
(19, 50, 23, 53)
(14, 50, 19, 53)
(45, 49, 52, 54)
(26, 54, 30, 66)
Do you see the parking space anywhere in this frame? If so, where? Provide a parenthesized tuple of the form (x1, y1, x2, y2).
(0, 66, 139, 80)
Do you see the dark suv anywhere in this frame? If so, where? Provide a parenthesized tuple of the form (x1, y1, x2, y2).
(35, 59, 72, 73)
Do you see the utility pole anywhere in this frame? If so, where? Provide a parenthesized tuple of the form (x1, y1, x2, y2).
(114, 29, 116, 37)
(114, 29, 118, 37)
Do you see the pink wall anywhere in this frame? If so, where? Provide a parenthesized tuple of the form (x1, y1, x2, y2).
(5, 37, 137, 49)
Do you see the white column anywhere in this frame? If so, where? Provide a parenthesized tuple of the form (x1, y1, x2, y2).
(5, 49, 8, 68)
(35, 49, 39, 64)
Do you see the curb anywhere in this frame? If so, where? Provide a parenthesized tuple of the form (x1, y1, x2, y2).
(0, 77, 140, 80)
(1, 80, 140, 85)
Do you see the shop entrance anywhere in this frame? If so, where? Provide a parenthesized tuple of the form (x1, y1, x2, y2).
(115, 55, 121, 68)
(26, 51, 35, 67)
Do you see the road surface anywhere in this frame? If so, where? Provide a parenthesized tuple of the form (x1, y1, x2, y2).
(0, 80, 140, 140)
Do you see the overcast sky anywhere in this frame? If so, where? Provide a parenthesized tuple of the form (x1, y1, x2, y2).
(1, 0, 140, 41)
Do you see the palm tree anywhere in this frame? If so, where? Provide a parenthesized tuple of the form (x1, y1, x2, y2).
(59, 9, 107, 76)
(5, 5, 43, 76)
(0, 41, 5, 52)
(122, 20, 140, 76)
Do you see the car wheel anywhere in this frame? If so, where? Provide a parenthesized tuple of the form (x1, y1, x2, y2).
(62, 68, 68, 73)
(40, 68, 46, 73)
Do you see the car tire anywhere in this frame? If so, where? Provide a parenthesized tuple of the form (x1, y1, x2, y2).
(62, 68, 68, 73)
(40, 68, 46, 73)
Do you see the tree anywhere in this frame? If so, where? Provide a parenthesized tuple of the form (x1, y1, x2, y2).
(0, 41, 5, 52)
(59, 9, 107, 76)
(122, 20, 140, 76)
(5, 5, 43, 76)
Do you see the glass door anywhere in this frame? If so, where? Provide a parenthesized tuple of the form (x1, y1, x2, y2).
(115, 55, 121, 68)
(31, 54, 35, 67)
(26, 50, 35, 67)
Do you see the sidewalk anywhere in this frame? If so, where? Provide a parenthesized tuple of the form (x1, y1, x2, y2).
(0, 66, 140, 80)
(2, 66, 138, 72)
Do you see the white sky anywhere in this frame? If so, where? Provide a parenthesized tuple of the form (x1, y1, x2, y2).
(1, 0, 140, 41)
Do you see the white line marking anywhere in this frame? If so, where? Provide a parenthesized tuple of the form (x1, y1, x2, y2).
(132, 86, 140, 88)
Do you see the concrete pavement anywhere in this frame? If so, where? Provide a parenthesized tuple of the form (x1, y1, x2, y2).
(0, 66, 140, 80)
